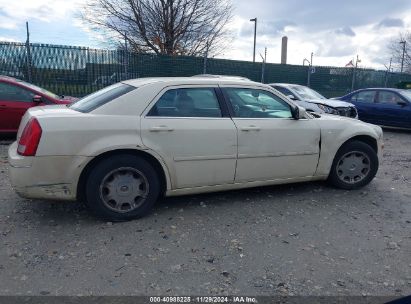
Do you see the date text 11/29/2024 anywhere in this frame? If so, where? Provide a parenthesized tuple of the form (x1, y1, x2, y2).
(149, 296, 257, 303)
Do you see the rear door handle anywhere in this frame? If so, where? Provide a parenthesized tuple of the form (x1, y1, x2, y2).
(149, 125, 174, 132)
(241, 125, 260, 131)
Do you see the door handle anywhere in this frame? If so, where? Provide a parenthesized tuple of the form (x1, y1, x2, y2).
(241, 125, 260, 131)
(149, 125, 174, 132)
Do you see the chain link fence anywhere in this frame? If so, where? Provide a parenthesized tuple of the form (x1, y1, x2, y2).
(1, 41, 411, 98)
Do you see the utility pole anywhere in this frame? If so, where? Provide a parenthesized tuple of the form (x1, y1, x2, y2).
(260, 47, 267, 83)
(250, 18, 257, 63)
(25, 21, 32, 82)
(400, 40, 406, 73)
(351, 54, 360, 91)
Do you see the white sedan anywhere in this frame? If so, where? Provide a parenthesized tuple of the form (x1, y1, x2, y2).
(8, 77, 383, 221)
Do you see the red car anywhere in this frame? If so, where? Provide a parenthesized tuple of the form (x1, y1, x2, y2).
(0, 76, 77, 133)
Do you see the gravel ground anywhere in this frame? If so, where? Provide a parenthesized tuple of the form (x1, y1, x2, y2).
(0, 131, 410, 296)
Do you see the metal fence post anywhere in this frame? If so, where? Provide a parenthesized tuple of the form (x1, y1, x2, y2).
(25, 22, 32, 82)
(124, 33, 129, 80)
(203, 41, 209, 74)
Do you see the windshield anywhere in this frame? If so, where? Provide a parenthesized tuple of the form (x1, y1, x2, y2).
(69, 83, 135, 113)
(16, 79, 60, 99)
(399, 90, 411, 101)
(291, 85, 326, 100)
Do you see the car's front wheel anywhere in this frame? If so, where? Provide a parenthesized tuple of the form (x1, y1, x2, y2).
(328, 141, 378, 190)
(85, 155, 160, 221)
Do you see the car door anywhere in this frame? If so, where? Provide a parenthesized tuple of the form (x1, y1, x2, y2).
(374, 90, 410, 128)
(349, 90, 377, 124)
(221, 86, 321, 182)
(141, 85, 237, 189)
(0, 81, 37, 132)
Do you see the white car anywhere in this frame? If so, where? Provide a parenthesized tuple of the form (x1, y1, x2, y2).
(8, 77, 383, 221)
(270, 83, 358, 118)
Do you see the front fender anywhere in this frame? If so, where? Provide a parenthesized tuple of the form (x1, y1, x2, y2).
(315, 118, 382, 176)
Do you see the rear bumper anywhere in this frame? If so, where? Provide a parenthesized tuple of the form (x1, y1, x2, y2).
(8, 141, 90, 201)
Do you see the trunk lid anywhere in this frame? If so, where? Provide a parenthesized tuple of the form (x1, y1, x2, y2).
(17, 105, 84, 139)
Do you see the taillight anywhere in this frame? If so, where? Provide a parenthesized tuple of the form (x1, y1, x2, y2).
(17, 118, 42, 156)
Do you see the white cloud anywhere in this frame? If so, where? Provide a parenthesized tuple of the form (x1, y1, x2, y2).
(219, 8, 411, 69)
(0, 0, 83, 29)
(0, 36, 18, 42)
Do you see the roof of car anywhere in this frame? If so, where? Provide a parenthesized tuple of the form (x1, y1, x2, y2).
(123, 77, 262, 87)
(192, 74, 251, 81)
(352, 88, 403, 92)
(269, 83, 304, 88)
(0, 75, 19, 82)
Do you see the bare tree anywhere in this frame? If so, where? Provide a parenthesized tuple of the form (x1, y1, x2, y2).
(388, 31, 411, 73)
(80, 0, 233, 56)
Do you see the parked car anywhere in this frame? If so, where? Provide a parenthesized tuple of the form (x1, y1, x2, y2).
(270, 83, 358, 118)
(0, 76, 77, 133)
(334, 88, 411, 129)
(9, 77, 383, 221)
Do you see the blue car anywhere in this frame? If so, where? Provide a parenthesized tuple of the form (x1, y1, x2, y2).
(335, 88, 411, 129)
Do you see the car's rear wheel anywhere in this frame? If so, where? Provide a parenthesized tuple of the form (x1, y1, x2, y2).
(328, 141, 378, 190)
(85, 155, 160, 221)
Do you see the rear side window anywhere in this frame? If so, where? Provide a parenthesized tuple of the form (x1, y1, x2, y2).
(148, 88, 222, 117)
(351, 91, 376, 103)
(69, 83, 135, 113)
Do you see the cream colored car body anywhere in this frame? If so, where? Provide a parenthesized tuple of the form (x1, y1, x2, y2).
(8, 77, 383, 201)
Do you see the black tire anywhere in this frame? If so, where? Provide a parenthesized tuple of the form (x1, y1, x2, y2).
(85, 154, 160, 221)
(328, 140, 379, 190)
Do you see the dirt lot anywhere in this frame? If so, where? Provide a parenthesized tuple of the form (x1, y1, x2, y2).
(0, 130, 410, 296)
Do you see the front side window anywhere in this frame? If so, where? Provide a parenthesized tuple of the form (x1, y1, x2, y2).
(400, 90, 411, 101)
(69, 83, 135, 113)
(224, 88, 292, 118)
(351, 91, 376, 103)
(14, 79, 60, 99)
(148, 88, 222, 117)
(0, 82, 35, 102)
(377, 91, 404, 105)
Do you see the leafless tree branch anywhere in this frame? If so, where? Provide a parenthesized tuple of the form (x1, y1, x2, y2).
(79, 0, 233, 56)
(387, 31, 411, 73)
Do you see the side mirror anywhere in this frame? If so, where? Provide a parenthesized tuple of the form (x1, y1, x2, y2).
(287, 94, 297, 100)
(291, 106, 307, 120)
(32, 95, 42, 103)
(397, 100, 407, 106)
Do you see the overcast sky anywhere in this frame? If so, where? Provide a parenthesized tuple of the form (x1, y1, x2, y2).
(0, 0, 410, 69)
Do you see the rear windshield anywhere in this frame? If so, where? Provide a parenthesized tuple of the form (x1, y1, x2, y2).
(69, 83, 135, 113)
